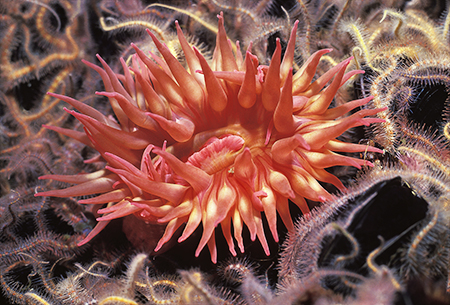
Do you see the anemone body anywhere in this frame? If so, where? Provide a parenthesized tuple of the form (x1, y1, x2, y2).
(37, 15, 385, 262)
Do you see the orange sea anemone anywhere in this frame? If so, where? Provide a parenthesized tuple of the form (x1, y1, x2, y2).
(36, 14, 385, 262)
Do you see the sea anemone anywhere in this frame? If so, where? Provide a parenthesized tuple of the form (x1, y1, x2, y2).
(36, 14, 385, 262)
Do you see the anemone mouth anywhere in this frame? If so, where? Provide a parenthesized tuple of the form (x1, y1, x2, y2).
(168, 124, 269, 160)
(187, 135, 245, 175)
